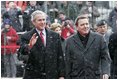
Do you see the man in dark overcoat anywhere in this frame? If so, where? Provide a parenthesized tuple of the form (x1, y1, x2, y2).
(19, 10, 65, 79)
(65, 14, 111, 79)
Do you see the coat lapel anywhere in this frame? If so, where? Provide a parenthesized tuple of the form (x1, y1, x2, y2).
(45, 28, 53, 48)
(84, 31, 96, 52)
(73, 33, 85, 50)
(32, 29, 45, 48)
(73, 31, 96, 52)
(33, 28, 53, 48)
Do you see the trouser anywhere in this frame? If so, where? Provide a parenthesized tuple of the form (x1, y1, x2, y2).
(3, 53, 17, 77)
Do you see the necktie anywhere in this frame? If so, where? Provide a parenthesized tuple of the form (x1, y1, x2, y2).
(40, 31, 44, 45)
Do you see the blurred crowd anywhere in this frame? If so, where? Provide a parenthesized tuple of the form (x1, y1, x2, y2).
(1, 1, 117, 79)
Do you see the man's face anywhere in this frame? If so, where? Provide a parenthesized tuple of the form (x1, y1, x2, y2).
(77, 18, 90, 36)
(59, 14, 65, 20)
(86, 1, 93, 7)
(30, 1, 36, 6)
(32, 14, 46, 31)
(9, 2, 16, 9)
(97, 24, 107, 35)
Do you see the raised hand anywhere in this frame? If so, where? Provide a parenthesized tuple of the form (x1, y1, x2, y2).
(28, 33, 38, 49)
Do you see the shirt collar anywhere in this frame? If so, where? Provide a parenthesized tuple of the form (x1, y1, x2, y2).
(36, 28, 46, 36)
(77, 31, 90, 39)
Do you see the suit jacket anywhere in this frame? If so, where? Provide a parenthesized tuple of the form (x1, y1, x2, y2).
(65, 31, 111, 79)
(19, 28, 65, 79)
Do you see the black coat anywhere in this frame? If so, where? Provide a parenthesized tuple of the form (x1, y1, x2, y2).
(65, 31, 111, 79)
(108, 7, 117, 32)
(19, 28, 65, 79)
(108, 32, 117, 79)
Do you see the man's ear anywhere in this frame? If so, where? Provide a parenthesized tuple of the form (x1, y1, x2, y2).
(32, 20, 35, 25)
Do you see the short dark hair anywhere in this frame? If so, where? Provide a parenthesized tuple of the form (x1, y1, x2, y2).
(75, 14, 89, 26)
(59, 11, 65, 15)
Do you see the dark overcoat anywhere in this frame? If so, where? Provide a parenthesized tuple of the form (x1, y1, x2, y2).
(65, 31, 111, 79)
(108, 32, 117, 79)
(19, 28, 65, 79)
(108, 7, 117, 32)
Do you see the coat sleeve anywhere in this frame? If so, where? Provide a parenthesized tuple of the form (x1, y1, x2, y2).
(19, 33, 31, 55)
(100, 36, 111, 76)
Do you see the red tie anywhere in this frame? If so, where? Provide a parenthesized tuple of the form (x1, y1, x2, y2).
(40, 31, 44, 44)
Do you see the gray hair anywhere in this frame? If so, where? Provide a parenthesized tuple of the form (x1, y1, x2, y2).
(31, 10, 46, 21)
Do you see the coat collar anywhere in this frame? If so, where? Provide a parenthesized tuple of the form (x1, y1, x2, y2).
(85, 31, 96, 50)
(73, 31, 96, 50)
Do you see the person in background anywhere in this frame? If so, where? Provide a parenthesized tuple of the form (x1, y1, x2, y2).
(50, 23, 66, 57)
(80, 1, 100, 29)
(65, 14, 111, 79)
(22, 1, 44, 31)
(1, 19, 19, 77)
(58, 12, 75, 40)
(74, 1, 84, 15)
(61, 18, 75, 40)
(108, 1, 117, 33)
(58, 11, 67, 24)
(58, 1, 77, 21)
(6, 1, 27, 12)
(96, 20, 113, 45)
(3, 1, 22, 32)
(50, 23, 62, 36)
(47, 1, 59, 23)
(19, 10, 65, 79)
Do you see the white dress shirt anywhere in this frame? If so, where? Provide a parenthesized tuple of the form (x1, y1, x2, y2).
(36, 28, 46, 46)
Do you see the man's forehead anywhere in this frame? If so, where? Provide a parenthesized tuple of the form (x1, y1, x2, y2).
(78, 18, 88, 23)
(35, 14, 46, 18)
(35, 13, 45, 16)
(77, 14, 89, 22)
